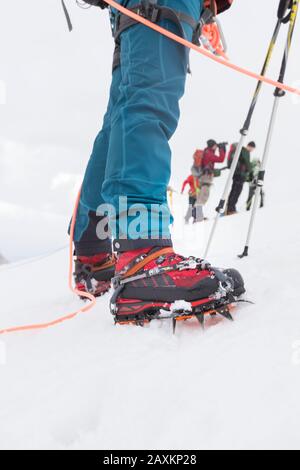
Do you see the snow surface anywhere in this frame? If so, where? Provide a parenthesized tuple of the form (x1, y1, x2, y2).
(1, 182, 300, 450)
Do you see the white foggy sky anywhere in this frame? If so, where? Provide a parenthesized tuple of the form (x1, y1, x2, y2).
(0, 0, 299, 259)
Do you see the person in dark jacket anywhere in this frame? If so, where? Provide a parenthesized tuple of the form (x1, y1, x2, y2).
(226, 141, 256, 215)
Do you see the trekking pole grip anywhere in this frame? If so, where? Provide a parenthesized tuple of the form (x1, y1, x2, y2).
(278, 0, 292, 22)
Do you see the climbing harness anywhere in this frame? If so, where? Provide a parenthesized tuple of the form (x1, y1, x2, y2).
(62, 0, 230, 63)
(60, 0, 300, 95)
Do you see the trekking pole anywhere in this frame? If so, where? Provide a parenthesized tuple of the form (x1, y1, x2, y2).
(204, 0, 293, 259)
(239, 0, 299, 258)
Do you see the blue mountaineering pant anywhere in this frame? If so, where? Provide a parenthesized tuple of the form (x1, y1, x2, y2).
(74, 0, 203, 254)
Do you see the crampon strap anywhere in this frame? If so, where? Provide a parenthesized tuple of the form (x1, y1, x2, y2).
(109, 247, 218, 313)
(75, 254, 115, 292)
(114, 248, 212, 285)
(112, 1, 228, 68)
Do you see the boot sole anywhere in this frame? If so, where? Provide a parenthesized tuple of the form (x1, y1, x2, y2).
(114, 296, 236, 325)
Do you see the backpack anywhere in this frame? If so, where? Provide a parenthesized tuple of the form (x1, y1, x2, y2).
(62, 1, 234, 33)
(193, 149, 204, 167)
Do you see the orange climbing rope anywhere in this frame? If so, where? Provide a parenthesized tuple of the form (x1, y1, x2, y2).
(104, 0, 300, 96)
(1, 1, 299, 336)
(0, 188, 97, 336)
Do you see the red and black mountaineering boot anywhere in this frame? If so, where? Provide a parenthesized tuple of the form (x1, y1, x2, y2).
(110, 247, 245, 329)
(74, 253, 116, 297)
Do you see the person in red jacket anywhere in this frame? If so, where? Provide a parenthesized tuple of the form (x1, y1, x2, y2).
(198, 139, 227, 211)
(201, 139, 227, 174)
(181, 174, 201, 224)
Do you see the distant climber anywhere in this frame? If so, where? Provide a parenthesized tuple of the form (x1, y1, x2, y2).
(246, 158, 265, 211)
(181, 174, 201, 224)
(195, 139, 227, 219)
(226, 141, 256, 215)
